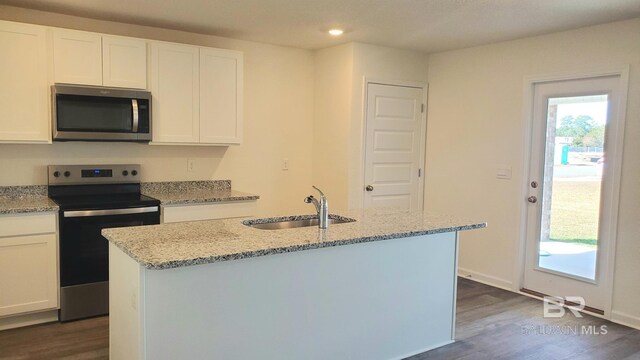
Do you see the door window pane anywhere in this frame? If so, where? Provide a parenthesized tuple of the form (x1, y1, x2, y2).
(538, 95, 607, 280)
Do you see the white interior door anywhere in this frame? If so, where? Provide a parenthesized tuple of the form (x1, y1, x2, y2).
(523, 75, 626, 312)
(364, 83, 425, 211)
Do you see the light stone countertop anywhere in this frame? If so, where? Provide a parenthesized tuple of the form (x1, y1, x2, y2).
(102, 209, 487, 270)
(0, 186, 58, 215)
(143, 188, 259, 205)
(0, 180, 257, 214)
(0, 196, 59, 215)
(141, 180, 259, 205)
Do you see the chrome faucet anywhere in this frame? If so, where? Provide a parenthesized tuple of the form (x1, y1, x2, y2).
(304, 186, 329, 229)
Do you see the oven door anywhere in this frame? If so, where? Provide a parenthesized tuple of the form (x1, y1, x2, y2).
(58, 206, 159, 321)
(59, 207, 159, 287)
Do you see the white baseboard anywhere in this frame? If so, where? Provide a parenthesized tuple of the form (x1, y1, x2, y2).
(611, 310, 640, 330)
(457, 267, 513, 291)
(391, 340, 454, 360)
(457, 268, 640, 331)
(0, 310, 58, 331)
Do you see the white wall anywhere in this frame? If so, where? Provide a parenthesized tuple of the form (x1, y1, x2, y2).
(313, 42, 428, 210)
(425, 18, 640, 326)
(0, 6, 315, 216)
(312, 43, 354, 210)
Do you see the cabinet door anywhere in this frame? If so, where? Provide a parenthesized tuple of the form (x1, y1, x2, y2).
(150, 42, 200, 143)
(162, 201, 256, 223)
(0, 21, 50, 143)
(53, 29, 102, 85)
(199, 48, 243, 144)
(103, 36, 147, 89)
(0, 234, 58, 316)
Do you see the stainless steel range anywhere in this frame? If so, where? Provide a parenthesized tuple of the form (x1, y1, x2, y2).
(48, 164, 160, 322)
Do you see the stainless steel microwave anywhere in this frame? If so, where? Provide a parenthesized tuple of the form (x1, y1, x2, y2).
(52, 84, 152, 142)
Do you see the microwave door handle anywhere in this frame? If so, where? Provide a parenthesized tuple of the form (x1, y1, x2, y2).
(132, 99, 139, 132)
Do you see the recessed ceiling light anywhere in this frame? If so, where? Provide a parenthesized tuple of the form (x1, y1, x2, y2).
(328, 29, 344, 36)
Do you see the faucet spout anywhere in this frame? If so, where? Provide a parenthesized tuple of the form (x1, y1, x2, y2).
(304, 186, 329, 229)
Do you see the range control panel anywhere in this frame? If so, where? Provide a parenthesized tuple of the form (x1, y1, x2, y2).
(48, 164, 141, 185)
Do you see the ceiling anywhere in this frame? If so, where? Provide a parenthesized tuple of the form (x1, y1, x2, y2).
(3, 0, 640, 53)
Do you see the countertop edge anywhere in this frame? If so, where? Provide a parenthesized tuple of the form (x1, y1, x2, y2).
(156, 195, 260, 206)
(0, 206, 59, 215)
(105, 222, 487, 270)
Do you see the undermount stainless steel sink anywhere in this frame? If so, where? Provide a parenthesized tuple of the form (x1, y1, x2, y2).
(243, 215, 355, 230)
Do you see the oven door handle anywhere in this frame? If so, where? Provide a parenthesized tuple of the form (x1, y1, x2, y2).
(63, 206, 159, 218)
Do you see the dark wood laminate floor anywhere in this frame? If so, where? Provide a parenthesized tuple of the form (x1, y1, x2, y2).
(0, 315, 108, 360)
(0, 278, 638, 359)
(411, 278, 640, 360)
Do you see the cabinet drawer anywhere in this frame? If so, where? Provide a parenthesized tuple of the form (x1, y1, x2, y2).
(0, 213, 56, 238)
(162, 201, 256, 223)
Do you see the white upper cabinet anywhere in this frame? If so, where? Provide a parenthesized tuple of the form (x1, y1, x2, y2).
(53, 29, 147, 89)
(1, 20, 240, 145)
(200, 48, 243, 144)
(151, 42, 243, 145)
(103, 36, 147, 89)
(0, 21, 50, 143)
(53, 29, 102, 86)
(150, 42, 200, 143)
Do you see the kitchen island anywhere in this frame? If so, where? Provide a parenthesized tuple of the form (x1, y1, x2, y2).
(103, 209, 485, 360)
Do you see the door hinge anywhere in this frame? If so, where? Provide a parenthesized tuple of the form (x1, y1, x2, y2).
(421, 104, 425, 113)
(418, 168, 422, 177)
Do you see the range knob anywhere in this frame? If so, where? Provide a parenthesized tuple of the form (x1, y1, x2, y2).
(53, 171, 61, 178)
(131, 170, 138, 176)
(122, 170, 129, 176)
(64, 171, 71, 177)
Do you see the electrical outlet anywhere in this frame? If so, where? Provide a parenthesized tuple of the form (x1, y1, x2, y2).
(188, 159, 195, 172)
(282, 158, 289, 171)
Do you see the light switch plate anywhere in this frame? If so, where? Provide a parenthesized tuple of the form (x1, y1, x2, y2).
(496, 165, 512, 180)
(282, 158, 289, 171)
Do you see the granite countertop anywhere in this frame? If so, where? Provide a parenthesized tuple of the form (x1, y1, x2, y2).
(0, 186, 59, 215)
(0, 180, 257, 214)
(102, 209, 487, 270)
(141, 180, 259, 205)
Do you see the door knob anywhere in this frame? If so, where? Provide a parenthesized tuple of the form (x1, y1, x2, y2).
(527, 196, 537, 204)
(365, 185, 374, 192)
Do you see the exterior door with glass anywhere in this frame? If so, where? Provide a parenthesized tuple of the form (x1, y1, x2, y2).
(523, 75, 625, 312)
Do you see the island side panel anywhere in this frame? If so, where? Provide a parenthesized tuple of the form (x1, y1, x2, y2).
(109, 243, 144, 360)
(142, 232, 458, 360)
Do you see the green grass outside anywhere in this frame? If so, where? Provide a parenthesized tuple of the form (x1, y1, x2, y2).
(548, 180, 600, 248)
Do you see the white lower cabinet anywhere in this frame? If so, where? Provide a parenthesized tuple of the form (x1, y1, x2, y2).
(162, 201, 256, 223)
(0, 213, 58, 318)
